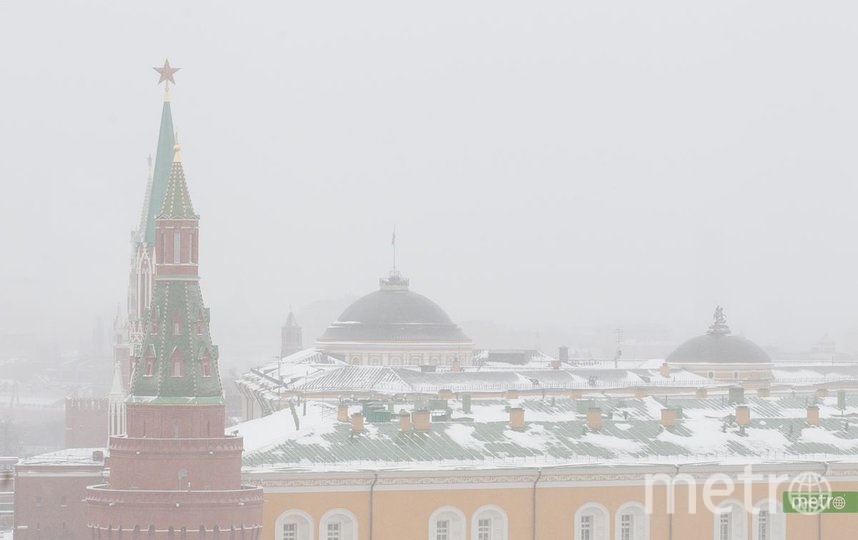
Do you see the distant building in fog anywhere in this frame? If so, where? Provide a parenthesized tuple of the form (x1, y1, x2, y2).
(279, 310, 302, 358)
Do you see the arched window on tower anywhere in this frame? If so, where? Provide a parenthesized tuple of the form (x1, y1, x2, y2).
(173, 311, 182, 335)
(173, 230, 182, 263)
(201, 353, 212, 378)
(144, 349, 155, 378)
(171, 349, 184, 378)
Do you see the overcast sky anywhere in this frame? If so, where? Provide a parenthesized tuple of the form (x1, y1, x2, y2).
(2, 1, 858, 364)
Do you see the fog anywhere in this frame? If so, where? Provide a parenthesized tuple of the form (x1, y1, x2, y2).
(2, 1, 858, 367)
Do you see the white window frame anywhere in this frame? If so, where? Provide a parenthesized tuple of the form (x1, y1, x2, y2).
(428, 506, 465, 540)
(470, 505, 508, 540)
(614, 502, 650, 540)
(575, 503, 609, 540)
(752, 499, 785, 540)
(713, 499, 747, 540)
(274, 509, 313, 540)
(319, 508, 358, 540)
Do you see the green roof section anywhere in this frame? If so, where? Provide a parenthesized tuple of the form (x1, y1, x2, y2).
(141, 100, 175, 243)
(130, 278, 224, 402)
(157, 156, 197, 219)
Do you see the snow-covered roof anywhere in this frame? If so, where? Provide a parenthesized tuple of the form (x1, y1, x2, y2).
(237, 352, 712, 403)
(232, 390, 858, 472)
(17, 448, 106, 467)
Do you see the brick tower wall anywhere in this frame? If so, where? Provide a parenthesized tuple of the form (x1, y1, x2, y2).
(65, 398, 108, 448)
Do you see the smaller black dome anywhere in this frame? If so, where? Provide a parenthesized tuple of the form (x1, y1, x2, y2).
(667, 333, 771, 365)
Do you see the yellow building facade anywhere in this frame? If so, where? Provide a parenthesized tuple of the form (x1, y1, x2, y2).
(251, 464, 858, 540)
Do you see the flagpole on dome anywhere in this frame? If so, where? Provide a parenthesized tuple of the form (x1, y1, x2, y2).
(391, 226, 397, 274)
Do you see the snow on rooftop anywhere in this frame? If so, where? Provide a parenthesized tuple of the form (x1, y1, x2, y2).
(229, 401, 338, 453)
(236, 391, 858, 472)
(19, 447, 106, 466)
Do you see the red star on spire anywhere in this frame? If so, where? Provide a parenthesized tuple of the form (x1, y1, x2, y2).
(153, 59, 181, 86)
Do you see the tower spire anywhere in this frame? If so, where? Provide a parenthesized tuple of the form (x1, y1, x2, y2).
(139, 65, 178, 245)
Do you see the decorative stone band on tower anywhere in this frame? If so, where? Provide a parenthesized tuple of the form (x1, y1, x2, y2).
(86, 75, 263, 538)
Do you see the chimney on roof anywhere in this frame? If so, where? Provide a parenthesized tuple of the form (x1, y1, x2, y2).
(660, 408, 677, 428)
(337, 404, 350, 423)
(659, 363, 670, 378)
(807, 405, 820, 426)
(350, 412, 364, 434)
(696, 388, 708, 399)
(412, 409, 431, 432)
(586, 408, 602, 430)
(728, 386, 745, 405)
(462, 394, 472, 414)
(509, 407, 525, 431)
(735, 405, 751, 427)
(91, 450, 104, 462)
(399, 410, 411, 432)
(757, 387, 771, 398)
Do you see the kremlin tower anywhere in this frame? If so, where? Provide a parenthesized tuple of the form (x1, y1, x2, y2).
(86, 62, 263, 539)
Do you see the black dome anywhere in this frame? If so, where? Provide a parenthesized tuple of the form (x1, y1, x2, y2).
(666, 333, 771, 365)
(318, 275, 471, 343)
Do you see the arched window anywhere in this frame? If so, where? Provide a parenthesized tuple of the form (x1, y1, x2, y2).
(470, 505, 508, 540)
(171, 349, 184, 377)
(173, 311, 182, 335)
(274, 510, 313, 540)
(575, 503, 609, 540)
(614, 502, 649, 540)
(173, 230, 182, 263)
(144, 348, 155, 377)
(713, 500, 746, 540)
(429, 506, 465, 540)
(201, 353, 212, 378)
(319, 509, 357, 540)
(752, 499, 785, 540)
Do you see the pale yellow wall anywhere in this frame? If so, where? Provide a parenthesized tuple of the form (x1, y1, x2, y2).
(261, 478, 858, 540)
